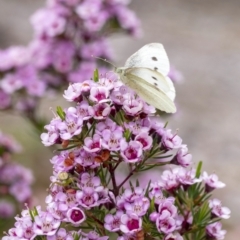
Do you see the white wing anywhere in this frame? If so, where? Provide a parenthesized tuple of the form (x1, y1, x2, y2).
(125, 68, 175, 100)
(124, 43, 170, 76)
(123, 70, 176, 113)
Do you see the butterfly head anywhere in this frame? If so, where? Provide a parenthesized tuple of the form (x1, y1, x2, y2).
(115, 67, 125, 76)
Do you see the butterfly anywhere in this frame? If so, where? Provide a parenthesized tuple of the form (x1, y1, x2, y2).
(115, 43, 176, 113)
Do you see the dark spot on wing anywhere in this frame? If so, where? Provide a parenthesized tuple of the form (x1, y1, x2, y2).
(152, 57, 158, 61)
(154, 83, 158, 86)
(154, 67, 158, 70)
(152, 76, 157, 80)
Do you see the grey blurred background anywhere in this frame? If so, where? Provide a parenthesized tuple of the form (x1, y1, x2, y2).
(0, 0, 240, 238)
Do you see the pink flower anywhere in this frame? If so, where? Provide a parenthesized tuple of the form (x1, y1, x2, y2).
(123, 98, 143, 116)
(209, 199, 231, 219)
(101, 129, 123, 151)
(93, 103, 111, 120)
(1, 74, 23, 94)
(41, 117, 61, 146)
(206, 222, 226, 240)
(63, 83, 83, 102)
(76, 187, 100, 209)
(75, 101, 94, 120)
(124, 197, 150, 217)
(84, 134, 101, 153)
(161, 130, 182, 150)
(66, 207, 86, 226)
(30, 8, 66, 37)
(135, 132, 153, 151)
(33, 212, 61, 236)
(120, 214, 142, 234)
(158, 168, 180, 191)
(120, 140, 143, 163)
(104, 211, 123, 232)
(89, 86, 110, 103)
(202, 172, 226, 192)
(58, 110, 83, 140)
(173, 145, 192, 167)
(177, 168, 202, 186)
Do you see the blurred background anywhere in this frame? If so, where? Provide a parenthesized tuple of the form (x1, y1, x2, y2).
(0, 0, 240, 238)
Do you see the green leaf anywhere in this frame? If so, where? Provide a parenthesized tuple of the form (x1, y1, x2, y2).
(56, 106, 66, 120)
(93, 69, 99, 82)
(195, 161, 203, 178)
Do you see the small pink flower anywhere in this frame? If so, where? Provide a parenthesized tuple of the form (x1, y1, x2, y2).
(66, 207, 86, 226)
(135, 132, 153, 151)
(123, 98, 143, 116)
(58, 110, 83, 140)
(209, 199, 230, 219)
(101, 129, 123, 151)
(202, 172, 226, 192)
(104, 211, 123, 232)
(124, 197, 150, 217)
(120, 214, 142, 234)
(63, 83, 83, 102)
(75, 101, 94, 120)
(173, 145, 192, 167)
(161, 130, 182, 150)
(93, 103, 111, 120)
(33, 213, 61, 236)
(120, 140, 143, 163)
(89, 86, 110, 103)
(206, 222, 226, 240)
(84, 134, 101, 153)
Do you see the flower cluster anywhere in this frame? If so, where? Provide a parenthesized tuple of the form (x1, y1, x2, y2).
(0, 132, 33, 219)
(3, 73, 230, 239)
(0, 0, 141, 122)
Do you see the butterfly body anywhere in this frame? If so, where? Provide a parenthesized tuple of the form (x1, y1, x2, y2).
(115, 43, 176, 113)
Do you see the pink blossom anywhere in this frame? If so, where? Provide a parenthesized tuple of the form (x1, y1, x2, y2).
(173, 145, 192, 167)
(209, 199, 231, 219)
(33, 212, 61, 236)
(93, 103, 111, 120)
(75, 101, 94, 120)
(101, 129, 123, 151)
(89, 86, 110, 103)
(202, 172, 226, 192)
(84, 134, 101, 153)
(30, 8, 66, 37)
(66, 207, 86, 226)
(161, 130, 182, 150)
(1, 74, 23, 94)
(58, 109, 83, 140)
(120, 214, 142, 234)
(41, 117, 61, 146)
(63, 83, 83, 102)
(104, 211, 123, 232)
(124, 197, 150, 217)
(206, 222, 226, 240)
(47, 228, 74, 240)
(120, 140, 143, 163)
(76, 187, 100, 209)
(135, 132, 153, 151)
(158, 168, 180, 191)
(123, 98, 143, 116)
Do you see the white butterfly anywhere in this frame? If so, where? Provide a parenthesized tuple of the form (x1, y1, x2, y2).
(115, 43, 176, 113)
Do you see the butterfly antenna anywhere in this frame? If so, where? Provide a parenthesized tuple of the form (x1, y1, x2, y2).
(91, 55, 116, 69)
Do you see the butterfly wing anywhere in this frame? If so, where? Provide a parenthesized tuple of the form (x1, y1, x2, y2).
(123, 69, 176, 113)
(124, 43, 170, 76)
(125, 68, 176, 101)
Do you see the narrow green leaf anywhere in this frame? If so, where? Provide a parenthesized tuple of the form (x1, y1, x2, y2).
(93, 69, 99, 82)
(56, 106, 66, 120)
